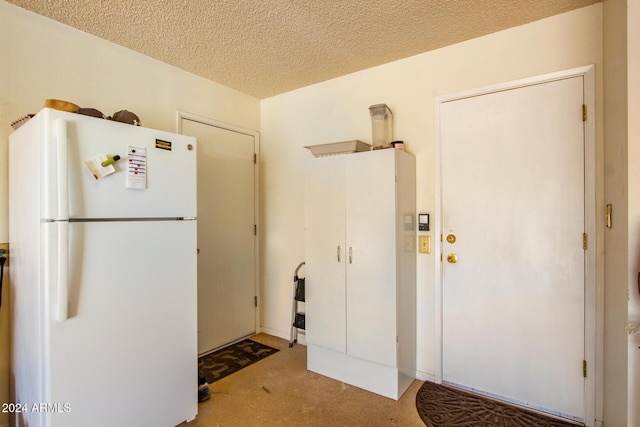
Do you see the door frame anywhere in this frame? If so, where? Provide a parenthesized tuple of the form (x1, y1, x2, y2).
(176, 110, 262, 342)
(434, 65, 598, 426)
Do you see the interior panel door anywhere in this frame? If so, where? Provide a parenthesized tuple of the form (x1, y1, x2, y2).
(440, 76, 586, 421)
(182, 119, 256, 354)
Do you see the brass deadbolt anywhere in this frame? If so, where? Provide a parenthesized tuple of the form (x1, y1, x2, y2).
(446, 234, 457, 244)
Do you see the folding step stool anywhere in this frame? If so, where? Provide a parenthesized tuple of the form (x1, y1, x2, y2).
(289, 262, 305, 348)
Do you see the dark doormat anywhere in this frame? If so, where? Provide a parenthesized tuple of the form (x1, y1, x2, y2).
(198, 339, 279, 384)
(416, 381, 582, 427)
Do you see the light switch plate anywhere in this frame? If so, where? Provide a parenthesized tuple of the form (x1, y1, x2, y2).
(418, 236, 430, 254)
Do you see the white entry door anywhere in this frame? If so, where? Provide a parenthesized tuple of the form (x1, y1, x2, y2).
(181, 117, 258, 355)
(439, 76, 586, 421)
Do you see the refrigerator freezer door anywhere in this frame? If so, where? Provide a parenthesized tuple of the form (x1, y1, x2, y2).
(43, 220, 197, 426)
(40, 108, 196, 220)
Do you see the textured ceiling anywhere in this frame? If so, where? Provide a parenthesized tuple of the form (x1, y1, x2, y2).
(7, 0, 599, 99)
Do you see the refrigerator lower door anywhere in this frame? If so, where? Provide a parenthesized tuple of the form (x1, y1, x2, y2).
(43, 220, 197, 427)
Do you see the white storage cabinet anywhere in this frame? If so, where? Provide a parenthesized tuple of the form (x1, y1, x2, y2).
(304, 148, 416, 399)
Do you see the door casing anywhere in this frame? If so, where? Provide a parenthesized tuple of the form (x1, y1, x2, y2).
(177, 111, 261, 354)
(434, 65, 598, 426)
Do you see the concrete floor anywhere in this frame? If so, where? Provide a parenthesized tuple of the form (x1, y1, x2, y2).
(185, 334, 425, 427)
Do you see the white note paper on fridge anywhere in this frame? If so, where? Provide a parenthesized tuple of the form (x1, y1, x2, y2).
(126, 146, 147, 189)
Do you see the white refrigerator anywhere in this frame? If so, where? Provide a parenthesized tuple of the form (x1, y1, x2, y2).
(9, 108, 198, 427)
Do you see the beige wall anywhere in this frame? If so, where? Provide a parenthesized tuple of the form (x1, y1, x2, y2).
(603, 0, 629, 425)
(0, 2, 260, 425)
(626, 0, 640, 424)
(260, 3, 613, 425)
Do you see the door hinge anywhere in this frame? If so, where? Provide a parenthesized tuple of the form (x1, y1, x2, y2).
(254, 153, 257, 164)
(254, 296, 258, 307)
(582, 104, 587, 122)
(583, 360, 587, 378)
(254, 224, 257, 236)
(583, 233, 588, 250)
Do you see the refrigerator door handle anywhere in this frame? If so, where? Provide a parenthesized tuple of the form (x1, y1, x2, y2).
(56, 221, 69, 322)
(56, 119, 69, 220)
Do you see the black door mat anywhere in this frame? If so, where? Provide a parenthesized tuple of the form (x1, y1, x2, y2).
(416, 381, 583, 427)
(198, 339, 279, 384)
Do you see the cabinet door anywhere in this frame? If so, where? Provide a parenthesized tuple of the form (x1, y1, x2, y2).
(345, 150, 398, 366)
(305, 155, 347, 353)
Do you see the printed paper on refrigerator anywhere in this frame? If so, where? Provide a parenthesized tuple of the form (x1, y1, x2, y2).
(126, 146, 147, 189)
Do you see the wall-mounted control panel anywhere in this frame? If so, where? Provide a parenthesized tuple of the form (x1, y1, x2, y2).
(418, 213, 429, 231)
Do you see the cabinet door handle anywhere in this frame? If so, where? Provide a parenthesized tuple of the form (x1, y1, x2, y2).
(337, 245, 341, 262)
(349, 247, 353, 264)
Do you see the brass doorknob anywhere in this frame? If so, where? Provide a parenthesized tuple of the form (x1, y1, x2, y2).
(447, 253, 458, 264)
